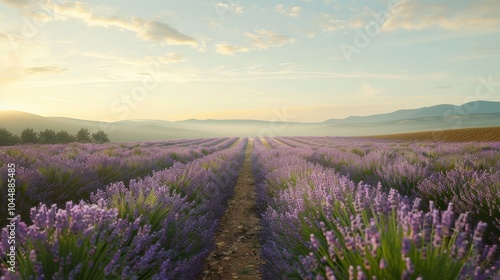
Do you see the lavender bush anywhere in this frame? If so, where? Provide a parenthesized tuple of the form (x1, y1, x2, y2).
(1, 138, 247, 279)
(252, 137, 499, 279)
(0, 137, 239, 228)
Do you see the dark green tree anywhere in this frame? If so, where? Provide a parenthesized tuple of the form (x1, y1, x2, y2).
(20, 128, 39, 144)
(38, 129, 57, 144)
(56, 130, 76, 143)
(92, 130, 110, 144)
(0, 128, 19, 146)
(76, 128, 91, 143)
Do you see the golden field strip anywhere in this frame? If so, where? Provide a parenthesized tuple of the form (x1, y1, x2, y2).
(364, 126, 500, 142)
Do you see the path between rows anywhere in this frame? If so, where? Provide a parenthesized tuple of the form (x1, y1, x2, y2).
(202, 139, 264, 280)
(267, 137, 291, 147)
(259, 138, 271, 149)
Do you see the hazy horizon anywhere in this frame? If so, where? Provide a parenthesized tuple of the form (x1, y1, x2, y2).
(1, 99, 499, 124)
(1, 0, 499, 123)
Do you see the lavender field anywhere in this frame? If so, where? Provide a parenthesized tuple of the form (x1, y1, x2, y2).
(253, 137, 499, 280)
(1, 137, 499, 279)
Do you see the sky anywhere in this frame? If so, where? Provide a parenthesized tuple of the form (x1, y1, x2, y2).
(0, 0, 499, 123)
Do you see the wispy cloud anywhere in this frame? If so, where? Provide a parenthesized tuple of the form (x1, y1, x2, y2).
(245, 29, 296, 49)
(344, 71, 450, 81)
(169, 64, 449, 82)
(54, 39, 76, 44)
(215, 44, 249, 55)
(276, 4, 302, 17)
(0, 0, 198, 47)
(210, 69, 450, 82)
(147, 53, 187, 64)
(382, 0, 500, 32)
(213, 2, 245, 15)
(1, 0, 31, 8)
(41, 96, 79, 103)
(317, 14, 365, 32)
(454, 48, 500, 60)
(80, 51, 187, 66)
(374, 34, 463, 47)
(24, 66, 67, 75)
(356, 83, 381, 97)
(435, 85, 452, 90)
(316, 0, 500, 35)
(215, 29, 296, 55)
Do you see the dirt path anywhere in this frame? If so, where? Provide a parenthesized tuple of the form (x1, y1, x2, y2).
(259, 138, 272, 149)
(202, 139, 264, 280)
(268, 137, 291, 147)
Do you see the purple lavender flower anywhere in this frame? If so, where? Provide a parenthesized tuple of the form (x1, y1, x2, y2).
(310, 233, 320, 251)
(357, 266, 367, 280)
(402, 238, 411, 258)
(325, 266, 336, 280)
(379, 258, 387, 269)
(474, 221, 488, 248)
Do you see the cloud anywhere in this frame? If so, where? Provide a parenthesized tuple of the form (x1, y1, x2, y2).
(0, 35, 55, 85)
(55, 39, 76, 44)
(154, 53, 187, 64)
(245, 29, 296, 49)
(276, 4, 302, 17)
(435, 85, 452, 90)
(215, 44, 249, 56)
(0, 32, 8, 41)
(318, 14, 367, 32)
(0, 0, 31, 8)
(1, 0, 198, 46)
(356, 83, 381, 96)
(81, 52, 187, 66)
(382, 0, 500, 32)
(454, 48, 500, 60)
(318, 14, 347, 32)
(131, 19, 198, 46)
(317, 0, 500, 34)
(214, 2, 245, 15)
(24, 66, 68, 75)
(234, 6, 244, 14)
(210, 67, 449, 82)
(41, 96, 79, 103)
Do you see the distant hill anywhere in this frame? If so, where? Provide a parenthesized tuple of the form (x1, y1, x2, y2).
(0, 111, 208, 142)
(1, 101, 499, 141)
(324, 101, 500, 123)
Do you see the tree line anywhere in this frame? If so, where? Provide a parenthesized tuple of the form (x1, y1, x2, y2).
(0, 128, 110, 146)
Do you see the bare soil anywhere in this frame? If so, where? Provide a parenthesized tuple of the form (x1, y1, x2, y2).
(269, 137, 291, 147)
(259, 138, 271, 148)
(201, 139, 264, 280)
(362, 126, 500, 142)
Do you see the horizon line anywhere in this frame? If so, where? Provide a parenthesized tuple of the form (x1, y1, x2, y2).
(0, 99, 497, 124)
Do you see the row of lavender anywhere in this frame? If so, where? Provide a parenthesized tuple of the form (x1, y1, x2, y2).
(1, 138, 247, 279)
(0, 137, 238, 227)
(253, 137, 498, 279)
(269, 136, 500, 244)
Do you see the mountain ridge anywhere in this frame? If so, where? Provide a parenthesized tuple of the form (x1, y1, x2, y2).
(324, 101, 500, 123)
(1, 101, 499, 141)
